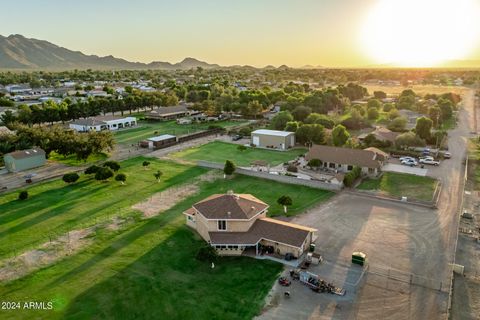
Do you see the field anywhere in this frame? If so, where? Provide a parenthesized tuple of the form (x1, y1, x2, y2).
(357, 172, 437, 201)
(0, 156, 331, 319)
(114, 120, 247, 145)
(171, 141, 307, 166)
(363, 84, 469, 96)
(48, 151, 108, 166)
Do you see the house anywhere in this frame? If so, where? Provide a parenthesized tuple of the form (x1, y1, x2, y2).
(140, 134, 177, 149)
(4, 148, 46, 173)
(358, 126, 399, 144)
(184, 191, 317, 259)
(69, 116, 137, 132)
(146, 105, 199, 121)
(305, 145, 385, 176)
(251, 129, 295, 150)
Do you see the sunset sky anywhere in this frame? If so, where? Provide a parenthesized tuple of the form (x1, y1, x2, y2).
(2, 0, 480, 67)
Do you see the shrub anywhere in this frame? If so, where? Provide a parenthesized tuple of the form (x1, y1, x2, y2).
(103, 161, 121, 172)
(142, 161, 150, 169)
(18, 190, 28, 200)
(224, 160, 236, 176)
(343, 166, 362, 187)
(286, 164, 298, 172)
(196, 245, 218, 262)
(62, 172, 80, 183)
(95, 167, 114, 181)
(307, 159, 322, 168)
(115, 173, 127, 184)
(85, 165, 100, 174)
(239, 127, 252, 136)
(237, 145, 247, 152)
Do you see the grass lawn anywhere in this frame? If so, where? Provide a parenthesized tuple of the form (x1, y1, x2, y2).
(114, 120, 247, 145)
(357, 172, 437, 201)
(171, 141, 307, 167)
(48, 151, 109, 166)
(0, 156, 332, 319)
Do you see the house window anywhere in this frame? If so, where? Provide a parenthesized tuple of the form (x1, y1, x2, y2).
(218, 220, 227, 230)
(187, 215, 194, 222)
(329, 163, 336, 168)
(347, 165, 353, 170)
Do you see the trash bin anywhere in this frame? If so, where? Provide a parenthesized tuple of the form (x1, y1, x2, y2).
(309, 244, 316, 252)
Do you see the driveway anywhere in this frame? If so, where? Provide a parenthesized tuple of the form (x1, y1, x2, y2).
(383, 163, 428, 176)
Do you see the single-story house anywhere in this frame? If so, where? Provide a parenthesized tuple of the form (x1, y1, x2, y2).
(305, 144, 385, 176)
(184, 191, 317, 259)
(69, 116, 137, 132)
(358, 127, 398, 144)
(140, 134, 177, 149)
(146, 105, 200, 121)
(251, 129, 295, 150)
(4, 148, 46, 172)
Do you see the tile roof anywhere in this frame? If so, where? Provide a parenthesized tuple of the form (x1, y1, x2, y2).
(193, 193, 268, 220)
(209, 218, 316, 248)
(305, 145, 384, 169)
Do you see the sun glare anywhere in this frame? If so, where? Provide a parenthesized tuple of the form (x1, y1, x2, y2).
(360, 0, 480, 66)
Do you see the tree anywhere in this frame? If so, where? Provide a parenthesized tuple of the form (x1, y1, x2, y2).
(367, 99, 382, 110)
(62, 172, 80, 184)
(18, 190, 28, 201)
(85, 165, 100, 174)
(95, 167, 114, 181)
(154, 170, 163, 182)
(304, 113, 335, 129)
(223, 160, 236, 177)
(395, 132, 426, 148)
(296, 124, 325, 145)
(331, 124, 350, 146)
(196, 244, 218, 262)
(237, 145, 247, 152)
(247, 100, 263, 119)
(374, 91, 387, 99)
(437, 98, 453, 121)
(367, 107, 379, 120)
(292, 105, 312, 122)
(388, 108, 400, 120)
(284, 121, 300, 132)
(415, 116, 433, 140)
(277, 195, 293, 214)
(103, 160, 120, 172)
(387, 116, 407, 132)
(428, 106, 442, 128)
(115, 173, 127, 185)
(271, 111, 293, 130)
(307, 158, 322, 169)
(383, 103, 394, 112)
(142, 161, 150, 170)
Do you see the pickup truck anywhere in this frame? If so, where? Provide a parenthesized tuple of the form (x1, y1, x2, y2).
(419, 158, 440, 166)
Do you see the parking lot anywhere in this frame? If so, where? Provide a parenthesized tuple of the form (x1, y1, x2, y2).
(257, 193, 453, 320)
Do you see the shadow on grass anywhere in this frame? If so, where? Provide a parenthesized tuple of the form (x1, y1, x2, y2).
(63, 227, 282, 320)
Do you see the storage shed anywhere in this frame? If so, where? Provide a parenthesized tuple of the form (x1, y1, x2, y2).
(251, 129, 295, 150)
(141, 134, 177, 149)
(4, 148, 46, 172)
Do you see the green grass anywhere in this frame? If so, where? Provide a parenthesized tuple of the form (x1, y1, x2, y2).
(0, 156, 332, 319)
(357, 172, 437, 201)
(171, 141, 307, 166)
(114, 120, 246, 145)
(48, 151, 109, 166)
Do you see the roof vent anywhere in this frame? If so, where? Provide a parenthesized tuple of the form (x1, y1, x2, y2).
(227, 211, 231, 217)
(251, 206, 256, 211)
(227, 190, 234, 195)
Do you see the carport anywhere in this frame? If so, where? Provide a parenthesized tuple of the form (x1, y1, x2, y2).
(382, 163, 428, 176)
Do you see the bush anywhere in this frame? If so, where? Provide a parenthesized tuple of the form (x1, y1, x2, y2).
(224, 160, 236, 176)
(62, 172, 80, 183)
(239, 127, 252, 136)
(85, 165, 100, 174)
(237, 145, 247, 152)
(115, 173, 127, 184)
(103, 161, 121, 172)
(196, 245, 218, 262)
(95, 167, 114, 181)
(142, 161, 150, 168)
(343, 166, 361, 187)
(286, 164, 298, 172)
(307, 158, 322, 168)
(18, 190, 28, 200)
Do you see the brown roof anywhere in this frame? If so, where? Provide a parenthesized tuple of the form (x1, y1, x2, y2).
(146, 105, 189, 117)
(6, 148, 45, 160)
(305, 145, 384, 169)
(209, 218, 316, 248)
(193, 193, 268, 220)
(364, 147, 389, 158)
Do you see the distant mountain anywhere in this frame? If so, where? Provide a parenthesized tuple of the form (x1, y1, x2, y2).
(0, 34, 220, 70)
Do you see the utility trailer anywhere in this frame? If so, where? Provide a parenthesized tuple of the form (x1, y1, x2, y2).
(290, 269, 346, 296)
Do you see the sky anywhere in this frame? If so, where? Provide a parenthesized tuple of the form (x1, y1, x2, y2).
(1, 0, 480, 68)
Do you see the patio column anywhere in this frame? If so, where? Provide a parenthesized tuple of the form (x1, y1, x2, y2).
(256, 243, 258, 256)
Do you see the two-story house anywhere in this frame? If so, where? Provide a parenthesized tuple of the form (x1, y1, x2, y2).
(183, 191, 317, 259)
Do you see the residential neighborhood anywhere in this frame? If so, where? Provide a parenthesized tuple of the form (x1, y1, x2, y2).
(1, 1, 480, 319)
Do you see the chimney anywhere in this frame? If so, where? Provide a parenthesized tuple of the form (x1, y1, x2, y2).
(227, 190, 234, 196)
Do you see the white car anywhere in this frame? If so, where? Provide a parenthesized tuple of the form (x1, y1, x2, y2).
(401, 159, 418, 166)
(419, 156, 434, 161)
(444, 152, 451, 159)
(420, 158, 440, 166)
(399, 156, 416, 162)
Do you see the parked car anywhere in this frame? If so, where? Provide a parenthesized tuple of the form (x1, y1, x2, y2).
(444, 152, 451, 159)
(232, 134, 243, 141)
(419, 158, 440, 166)
(401, 159, 418, 166)
(399, 156, 416, 162)
(419, 156, 434, 161)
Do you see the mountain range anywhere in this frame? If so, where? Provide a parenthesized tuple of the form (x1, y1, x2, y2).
(0, 34, 221, 70)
